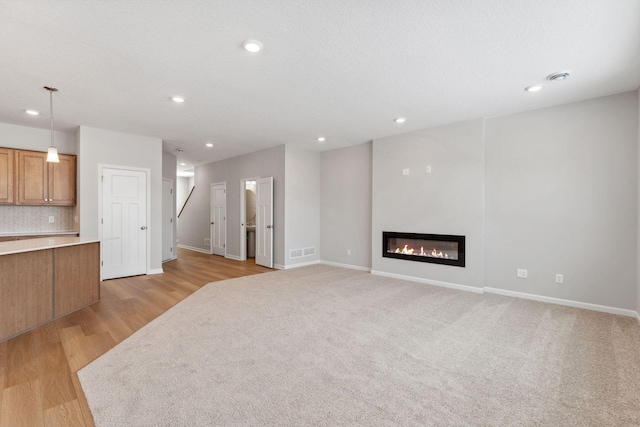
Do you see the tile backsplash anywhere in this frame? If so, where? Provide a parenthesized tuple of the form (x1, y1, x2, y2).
(0, 205, 77, 234)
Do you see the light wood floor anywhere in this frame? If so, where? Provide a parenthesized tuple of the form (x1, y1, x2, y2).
(0, 248, 272, 427)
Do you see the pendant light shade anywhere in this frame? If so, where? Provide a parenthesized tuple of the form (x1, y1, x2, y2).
(46, 146, 59, 163)
(44, 86, 60, 163)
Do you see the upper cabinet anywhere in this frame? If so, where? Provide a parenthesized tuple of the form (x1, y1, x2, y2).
(15, 150, 47, 205)
(0, 148, 14, 204)
(48, 154, 76, 206)
(9, 148, 77, 206)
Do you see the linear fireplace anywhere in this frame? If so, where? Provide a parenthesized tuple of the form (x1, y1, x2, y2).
(383, 232, 465, 267)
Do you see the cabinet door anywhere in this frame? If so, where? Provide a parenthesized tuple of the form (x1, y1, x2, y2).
(0, 148, 14, 204)
(48, 154, 76, 206)
(16, 150, 48, 205)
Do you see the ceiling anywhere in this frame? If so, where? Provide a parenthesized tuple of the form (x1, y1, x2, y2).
(0, 1, 639, 174)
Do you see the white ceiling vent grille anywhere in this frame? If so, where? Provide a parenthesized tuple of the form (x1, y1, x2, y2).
(290, 247, 316, 259)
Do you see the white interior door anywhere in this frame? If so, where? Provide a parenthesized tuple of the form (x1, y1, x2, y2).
(210, 182, 226, 256)
(162, 179, 173, 262)
(256, 176, 273, 268)
(102, 168, 147, 280)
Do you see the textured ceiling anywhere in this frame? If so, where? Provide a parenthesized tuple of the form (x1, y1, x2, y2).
(0, 0, 638, 172)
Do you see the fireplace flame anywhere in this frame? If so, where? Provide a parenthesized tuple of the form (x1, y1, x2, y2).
(389, 244, 455, 260)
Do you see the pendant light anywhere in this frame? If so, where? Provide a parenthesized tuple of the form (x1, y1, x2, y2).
(44, 86, 60, 163)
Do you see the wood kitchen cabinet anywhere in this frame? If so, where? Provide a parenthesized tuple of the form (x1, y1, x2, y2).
(0, 238, 100, 343)
(0, 147, 14, 204)
(15, 149, 76, 206)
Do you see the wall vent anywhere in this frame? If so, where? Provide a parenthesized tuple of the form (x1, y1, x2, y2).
(290, 247, 316, 259)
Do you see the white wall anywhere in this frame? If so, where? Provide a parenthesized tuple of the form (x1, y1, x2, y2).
(320, 142, 372, 269)
(637, 89, 640, 317)
(178, 145, 286, 266)
(0, 122, 76, 154)
(485, 92, 638, 310)
(162, 152, 177, 259)
(284, 144, 321, 267)
(77, 126, 163, 272)
(371, 119, 485, 288)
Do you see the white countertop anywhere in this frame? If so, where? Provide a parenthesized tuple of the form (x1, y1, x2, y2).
(0, 236, 100, 256)
(0, 231, 79, 237)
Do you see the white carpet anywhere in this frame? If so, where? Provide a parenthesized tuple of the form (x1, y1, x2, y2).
(78, 265, 640, 426)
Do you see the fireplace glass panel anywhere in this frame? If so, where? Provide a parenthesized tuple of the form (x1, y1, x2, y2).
(382, 232, 465, 267)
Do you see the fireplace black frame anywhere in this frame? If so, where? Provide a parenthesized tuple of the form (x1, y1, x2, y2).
(382, 232, 465, 267)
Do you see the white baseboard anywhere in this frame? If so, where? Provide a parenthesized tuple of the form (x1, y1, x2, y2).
(225, 254, 242, 261)
(370, 270, 483, 294)
(283, 260, 321, 270)
(321, 260, 371, 272)
(147, 268, 163, 275)
(484, 287, 637, 318)
(368, 270, 637, 319)
(177, 244, 210, 254)
(274, 264, 284, 270)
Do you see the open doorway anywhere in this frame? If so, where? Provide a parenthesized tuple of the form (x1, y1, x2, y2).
(240, 177, 259, 261)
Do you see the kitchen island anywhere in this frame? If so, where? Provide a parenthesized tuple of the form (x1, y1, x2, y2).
(0, 236, 100, 342)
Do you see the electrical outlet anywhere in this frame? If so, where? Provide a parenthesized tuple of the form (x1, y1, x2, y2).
(347, 249, 351, 256)
(402, 168, 410, 176)
(204, 238, 210, 247)
(426, 165, 432, 173)
(517, 269, 528, 279)
(48, 216, 55, 223)
(555, 274, 564, 284)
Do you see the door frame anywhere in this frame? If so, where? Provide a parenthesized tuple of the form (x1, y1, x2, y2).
(162, 178, 175, 262)
(98, 164, 151, 279)
(239, 176, 260, 261)
(210, 182, 227, 256)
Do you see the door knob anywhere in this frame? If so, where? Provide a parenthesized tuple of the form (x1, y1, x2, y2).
(267, 225, 273, 229)
(140, 226, 147, 230)
(211, 222, 214, 225)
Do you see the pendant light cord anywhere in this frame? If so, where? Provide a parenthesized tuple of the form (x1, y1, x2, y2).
(49, 88, 54, 147)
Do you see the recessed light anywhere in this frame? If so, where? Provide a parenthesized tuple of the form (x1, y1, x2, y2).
(317, 137, 326, 143)
(180, 162, 187, 166)
(394, 117, 406, 124)
(205, 143, 213, 147)
(172, 96, 185, 103)
(525, 85, 543, 92)
(26, 109, 39, 115)
(242, 39, 263, 53)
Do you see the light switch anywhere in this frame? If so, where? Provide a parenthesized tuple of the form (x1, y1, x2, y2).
(402, 168, 409, 176)
(48, 216, 55, 223)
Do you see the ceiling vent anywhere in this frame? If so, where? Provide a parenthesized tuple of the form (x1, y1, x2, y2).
(547, 72, 570, 82)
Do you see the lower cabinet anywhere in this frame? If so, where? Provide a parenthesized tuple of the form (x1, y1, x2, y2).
(0, 242, 100, 342)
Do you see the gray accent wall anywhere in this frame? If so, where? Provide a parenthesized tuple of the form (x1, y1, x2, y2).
(485, 91, 638, 310)
(320, 142, 372, 269)
(367, 91, 639, 312)
(371, 119, 485, 288)
(284, 144, 321, 267)
(178, 145, 286, 266)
